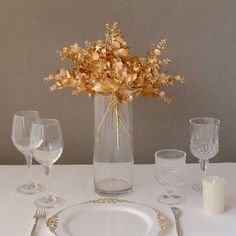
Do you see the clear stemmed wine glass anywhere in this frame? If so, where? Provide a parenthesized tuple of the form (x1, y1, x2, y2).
(30, 119, 64, 208)
(190, 117, 220, 193)
(11, 110, 44, 194)
(155, 149, 186, 205)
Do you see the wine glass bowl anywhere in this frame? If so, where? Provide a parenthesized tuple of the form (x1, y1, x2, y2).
(190, 117, 220, 192)
(31, 119, 64, 208)
(155, 149, 186, 205)
(11, 110, 44, 194)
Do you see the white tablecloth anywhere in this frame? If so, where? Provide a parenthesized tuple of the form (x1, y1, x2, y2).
(0, 163, 235, 235)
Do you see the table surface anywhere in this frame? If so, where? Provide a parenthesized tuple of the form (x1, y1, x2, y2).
(0, 163, 235, 236)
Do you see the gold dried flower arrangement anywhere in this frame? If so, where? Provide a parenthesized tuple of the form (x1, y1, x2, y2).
(44, 22, 184, 149)
(44, 22, 184, 104)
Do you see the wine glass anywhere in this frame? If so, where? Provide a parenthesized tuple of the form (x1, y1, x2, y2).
(190, 117, 220, 193)
(30, 119, 64, 208)
(11, 110, 44, 194)
(155, 149, 186, 205)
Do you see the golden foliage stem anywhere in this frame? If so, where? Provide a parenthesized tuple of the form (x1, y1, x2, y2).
(115, 103, 120, 150)
(95, 95, 131, 149)
(96, 96, 113, 134)
(119, 116, 131, 140)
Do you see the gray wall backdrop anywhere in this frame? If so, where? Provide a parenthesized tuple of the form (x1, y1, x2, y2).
(0, 0, 235, 164)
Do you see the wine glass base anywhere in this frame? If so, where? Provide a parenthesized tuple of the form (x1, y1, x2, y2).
(157, 194, 185, 205)
(192, 183, 202, 193)
(17, 183, 45, 195)
(34, 196, 65, 208)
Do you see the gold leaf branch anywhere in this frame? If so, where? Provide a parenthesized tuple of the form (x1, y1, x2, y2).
(44, 22, 184, 104)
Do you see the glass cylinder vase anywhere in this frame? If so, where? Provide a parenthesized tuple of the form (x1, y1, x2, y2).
(93, 95, 134, 196)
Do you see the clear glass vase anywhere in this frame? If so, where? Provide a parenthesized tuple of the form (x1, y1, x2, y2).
(93, 95, 134, 196)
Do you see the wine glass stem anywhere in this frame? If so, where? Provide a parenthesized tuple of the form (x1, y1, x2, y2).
(44, 165, 52, 199)
(166, 186, 176, 196)
(24, 154, 33, 186)
(200, 160, 209, 178)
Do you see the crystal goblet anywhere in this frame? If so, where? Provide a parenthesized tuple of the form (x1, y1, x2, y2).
(190, 117, 220, 193)
(155, 149, 186, 205)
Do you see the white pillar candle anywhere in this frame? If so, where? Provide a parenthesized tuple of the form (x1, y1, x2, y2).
(202, 176, 225, 214)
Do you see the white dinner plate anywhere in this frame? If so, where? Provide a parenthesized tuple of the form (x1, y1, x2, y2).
(46, 198, 170, 236)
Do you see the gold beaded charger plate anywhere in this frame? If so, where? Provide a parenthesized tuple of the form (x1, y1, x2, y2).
(46, 198, 170, 236)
